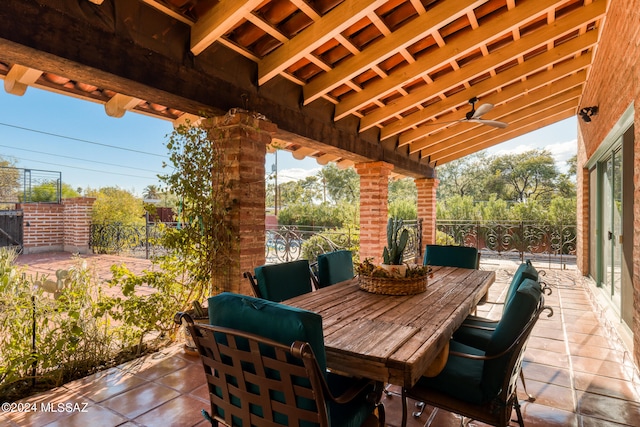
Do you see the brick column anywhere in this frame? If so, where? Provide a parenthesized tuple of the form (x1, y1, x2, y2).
(63, 197, 95, 254)
(355, 161, 393, 264)
(207, 111, 276, 295)
(415, 177, 439, 248)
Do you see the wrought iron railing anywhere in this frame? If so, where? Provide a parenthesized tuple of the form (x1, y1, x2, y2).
(90, 222, 171, 258)
(435, 220, 577, 267)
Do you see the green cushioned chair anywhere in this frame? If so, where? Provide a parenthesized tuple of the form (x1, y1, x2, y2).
(401, 279, 551, 427)
(423, 244, 479, 269)
(316, 250, 355, 288)
(183, 292, 383, 427)
(452, 260, 540, 400)
(244, 259, 313, 302)
(454, 260, 539, 347)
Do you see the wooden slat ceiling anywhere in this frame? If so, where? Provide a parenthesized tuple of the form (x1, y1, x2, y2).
(0, 0, 606, 173)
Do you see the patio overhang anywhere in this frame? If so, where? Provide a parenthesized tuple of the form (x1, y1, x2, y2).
(0, 0, 605, 177)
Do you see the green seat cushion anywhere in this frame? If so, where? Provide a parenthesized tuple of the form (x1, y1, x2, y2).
(317, 250, 354, 288)
(482, 278, 542, 398)
(207, 292, 327, 371)
(503, 260, 538, 310)
(254, 259, 313, 302)
(423, 245, 478, 269)
(417, 340, 486, 404)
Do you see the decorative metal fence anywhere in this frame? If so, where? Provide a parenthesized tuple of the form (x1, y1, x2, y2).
(90, 222, 172, 258)
(265, 219, 422, 264)
(436, 220, 577, 267)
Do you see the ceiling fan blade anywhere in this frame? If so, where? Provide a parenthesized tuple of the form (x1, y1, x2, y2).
(469, 118, 508, 128)
(471, 103, 494, 119)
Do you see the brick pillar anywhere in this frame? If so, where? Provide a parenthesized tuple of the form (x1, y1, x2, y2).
(207, 111, 276, 295)
(355, 161, 393, 264)
(62, 197, 95, 254)
(415, 177, 439, 248)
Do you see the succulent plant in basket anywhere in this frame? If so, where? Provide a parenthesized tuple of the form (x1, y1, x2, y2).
(357, 218, 432, 280)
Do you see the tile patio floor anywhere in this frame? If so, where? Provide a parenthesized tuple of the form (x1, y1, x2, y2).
(2, 255, 640, 426)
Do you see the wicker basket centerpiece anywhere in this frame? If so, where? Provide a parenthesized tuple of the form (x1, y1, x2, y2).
(356, 218, 431, 295)
(356, 258, 431, 295)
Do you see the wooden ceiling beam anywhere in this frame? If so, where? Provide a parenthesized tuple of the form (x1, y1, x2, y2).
(104, 93, 142, 118)
(191, 0, 264, 55)
(434, 108, 576, 165)
(360, 12, 598, 131)
(4, 64, 43, 96)
(303, 0, 487, 105)
(411, 83, 585, 157)
(258, 0, 388, 86)
(335, 0, 604, 121)
(402, 55, 591, 149)
(139, 0, 194, 26)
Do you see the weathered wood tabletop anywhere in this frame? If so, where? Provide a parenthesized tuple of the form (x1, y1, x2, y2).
(284, 266, 495, 388)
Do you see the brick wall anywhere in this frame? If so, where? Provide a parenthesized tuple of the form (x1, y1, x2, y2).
(355, 161, 393, 264)
(576, 0, 640, 366)
(18, 197, 95, 254)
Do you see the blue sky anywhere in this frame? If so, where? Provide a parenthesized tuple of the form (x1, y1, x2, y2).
(0, 86, 576, 194)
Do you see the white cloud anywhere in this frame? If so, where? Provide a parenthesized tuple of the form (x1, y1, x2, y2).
(273, 167, 321, 183)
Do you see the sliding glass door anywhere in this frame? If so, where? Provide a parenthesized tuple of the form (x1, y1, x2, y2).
(600, 146, 622, 310)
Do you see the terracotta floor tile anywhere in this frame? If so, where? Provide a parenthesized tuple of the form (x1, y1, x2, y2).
(101, 383, 180, 419)
(571, 355, 634, 381)
(4, 387, 88, 427)
(565, 331, 614, 348)
(43, 404, 127, 427)
(524, 347, 570, 369)
(65, 367, 147, 402)
(573, 370, 640, 401)
(518, 402, 579, 427)
(564, 321, 607, 336)
(528, 335, 567, 353)
(531, 325, 566, 341)
(122, 354, 191, 381)
(516, 379, 575, 412)
(568, 342, 626, 361)
(189, 383, 211, 403)
(153, 363, 206, 394)
(133, 395, 209, 427)
(576, 391, 640, 425)
(521, 362, 572, 388)
(580, 414, 636, 427)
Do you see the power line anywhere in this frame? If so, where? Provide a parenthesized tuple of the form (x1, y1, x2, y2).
(8, 155, 160, 180)
(0, 121, 168, 158)
(0, 143, 162, 173)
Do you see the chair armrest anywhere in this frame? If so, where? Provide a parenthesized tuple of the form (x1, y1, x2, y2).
(291, 341, 382, 405)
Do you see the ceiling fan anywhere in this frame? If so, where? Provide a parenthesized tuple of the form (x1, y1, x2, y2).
(411, 97, 509, 130)
(459, 97, 508, 128)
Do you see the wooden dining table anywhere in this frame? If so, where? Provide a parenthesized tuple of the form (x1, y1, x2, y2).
(284, 266, 495, 388)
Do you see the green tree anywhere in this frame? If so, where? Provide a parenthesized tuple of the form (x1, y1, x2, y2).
(0, 157, 19, 205)
(85, 186, 144, 224)
(143, 185, 161, 200)
(436, 195, 479, 220)
(30, 181, 80, 202)
(436, 153, 490, 200)
(488, 149, 559, 202)
(320, 164, 360, 204)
